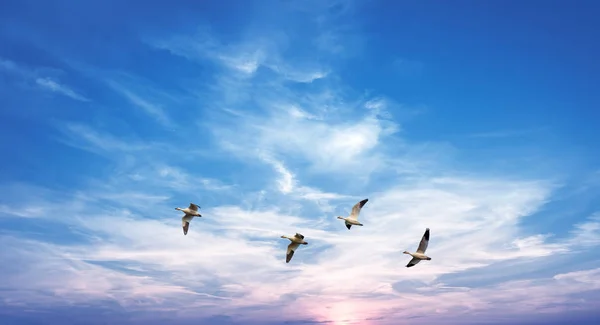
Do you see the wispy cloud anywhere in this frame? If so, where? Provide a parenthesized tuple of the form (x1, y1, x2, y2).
(56, 122, 150, 153)
(106, 80, 174, 127)
(155, 30, 415, 183)
(149, 30, 329, 83)
(208, 92, 403, 181)
(466, 127, 548, 139)
(1, 174, 599, 324)
(569, 212, 600, 247)
(0, 57, 22, 74)
(0, 236, 204, 309)
(52, 121, 233, 197)
(35, 77, 90, 102)
(257, 153, 354, 213)
(0, 56, 89, 102)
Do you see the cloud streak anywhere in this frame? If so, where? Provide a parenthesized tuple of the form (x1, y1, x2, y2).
(35, 77, 90, 102)
(149, 29, 329, 84)
(106, 80, 174, 127)
(0, 57, 89, 102)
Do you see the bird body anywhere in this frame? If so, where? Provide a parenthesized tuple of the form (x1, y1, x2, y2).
(176, 203, 202, 235)
(175, 203, 201, 216)
(281, 233, 308, 263)
(337, 198, 368, 230)
(404, 228, 432, 268)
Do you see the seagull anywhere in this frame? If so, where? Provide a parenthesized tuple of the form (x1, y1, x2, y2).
(404, 228, 432, 268)
(175, 203, 202, 235)
(337, 198, 368, 230)
(280, 233, 308, 263)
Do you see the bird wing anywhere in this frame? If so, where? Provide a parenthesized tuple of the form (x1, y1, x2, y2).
(286, 242, 301, 263)
(348, 198, 368, 220)
(406, 257, 421, 268)
(416, 228, 430, 253)
(182, 218, 190, 235)
(294, 233, 304, 240)
(188, 203, 199, 211)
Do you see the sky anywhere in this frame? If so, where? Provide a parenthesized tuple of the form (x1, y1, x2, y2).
(1, 0, 600, 324)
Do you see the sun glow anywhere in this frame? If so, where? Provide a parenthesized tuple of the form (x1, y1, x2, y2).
(324, 302, 369, 325)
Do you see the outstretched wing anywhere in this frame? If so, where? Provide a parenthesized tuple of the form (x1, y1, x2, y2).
(286, 242, 301, 263)
(346, 223, 352, 230)
(406, 257, 420, 268)
(188, 203, 200, 211)
(349, 198, 368, 220)
(416, 228, 430, 253)
(294, 233, 305, 240)
(182, 219, 190, 235)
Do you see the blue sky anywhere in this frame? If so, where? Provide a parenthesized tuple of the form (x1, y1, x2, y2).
(1, 0, 600, 324)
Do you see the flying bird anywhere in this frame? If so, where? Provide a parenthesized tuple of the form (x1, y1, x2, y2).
(280, 233, 308, 263)
(337, 198, 368, 230)
(176, 203, 202, 235)
(404, 228, 432, 268)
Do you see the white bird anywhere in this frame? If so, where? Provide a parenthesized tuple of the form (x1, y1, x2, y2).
(175, 203, 202, 235)
(337, 198, 368, 230)
(280, 233, 308, 263)
(404, 228, 432, 268)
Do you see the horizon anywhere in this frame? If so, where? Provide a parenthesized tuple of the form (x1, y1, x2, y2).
(1, 0, 600, 324)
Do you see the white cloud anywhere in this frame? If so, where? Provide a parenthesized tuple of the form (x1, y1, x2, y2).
(568, 212, 600, 247)
(35, 77, 90, 102)
(258, 153, 347, 198)
(106, 80, 174, 127)
(51, 121, 231, 197)
(149, 30, 329, 83)
(1, 168, 599, 323)
(0, 57, 22, 74)
(554, 267, 600, 284)
(159, 32, 416, 184)
(0, 57, 90, 102)
(260, 154, 295, 194)
(0, 236, 215, 310)
(0, 204, 46, 218)
(153, 164, 233, 192)
(57, 122, 151, 153)
(209, 94, 403, 181)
